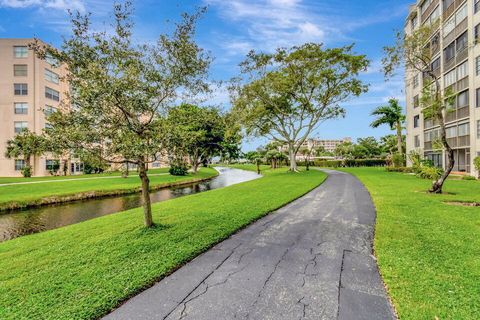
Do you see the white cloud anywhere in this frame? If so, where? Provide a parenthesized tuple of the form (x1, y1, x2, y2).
(0, 0, 85, 11)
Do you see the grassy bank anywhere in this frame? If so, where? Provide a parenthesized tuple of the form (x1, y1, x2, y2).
(340, 167, 480, 319)
(0, 168, 217, 211)
(0, 167, 326, 319)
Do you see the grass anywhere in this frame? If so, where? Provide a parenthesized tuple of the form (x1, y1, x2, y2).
(0, 168, 218, 211)
(0, 166, 326, 320)
(340, 167, 480, 320)
(0, 168, 170, 184)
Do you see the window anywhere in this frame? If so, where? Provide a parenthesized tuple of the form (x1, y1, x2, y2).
(421, 0, 432, 14)
(431, 57, 440, 71)
(14, 103, 28, 114)
(44, 105, 57, 116)
(457, 61, 468, 80)
(476, 24, 480, 42)
(45, 54, 57, 66)
(428, 7, 440, 24)
(414, 115, 420, 128)
(413, 74, 419, 88)
(14, 83, 28, 95)
(457, 90, 469, 108)
(477, 120, 480, 139)
(476, 56, 480, 75)
(444, 69, 457, 87)
(456, 4, 468, 23)
(411, 16, 418, 30)
(443, 0, 454, 11)
(446, 126, 457, 138)
(458, 123, 469, 136)
(14, 121, 28, 134)
(45, 87, 59, 101)
(15, 160, 25, 171)
(13, 64, 27, 76)
(13, 46, 28, 58)
(444, 17, 455, 36)
(44, 69, 59, 84)
(414, 95, 420, 108)
(477, 88, 480, 107)
(444, 42, 455, 62)
(456, 32, 468, 52)
(414, 135, 420, 148)
(44, 122, 53, 129)
(45, 160, 58, 171)
(476, 0, 480, 14)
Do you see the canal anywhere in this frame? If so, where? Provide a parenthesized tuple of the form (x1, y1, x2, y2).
(0, 167, 260, 242)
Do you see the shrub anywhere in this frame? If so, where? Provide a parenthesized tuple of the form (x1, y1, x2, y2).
(313, 159, 387, 168)
(386, 166, 413, 173)
(416, 166, 443, 180)
(392, 153, 405, 167)
(21, 165, 32, 178)
(169, 164, 188, 176)
(462, 175, 476, 181)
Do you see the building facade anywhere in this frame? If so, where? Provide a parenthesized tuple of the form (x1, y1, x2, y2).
(405, 0, 480, 176)
(0, 38, 78, 177)
(300, 137, 352, 154)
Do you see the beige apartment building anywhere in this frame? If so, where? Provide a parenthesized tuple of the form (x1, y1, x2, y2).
(0, 38, 78, 177)
(299, 137, 352, 154)
(405, 0, 480, 176)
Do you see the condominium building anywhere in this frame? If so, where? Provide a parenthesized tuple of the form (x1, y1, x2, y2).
(0, 38, 78, 177)
(405, 0, 480, 176)
(300, 137, 352, 154)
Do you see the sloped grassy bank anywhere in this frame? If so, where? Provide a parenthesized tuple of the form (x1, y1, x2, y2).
(0, 167, 326, 319)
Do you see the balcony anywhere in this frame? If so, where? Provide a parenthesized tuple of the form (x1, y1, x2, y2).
(445, 76, 469, 94)
(443, 16, 467, 46)
(443, 0, 467, 21)
(421, 0, 439, 24)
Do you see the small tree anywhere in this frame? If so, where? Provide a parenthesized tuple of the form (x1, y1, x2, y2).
(232, 43, 369, 172)
(167, 104, 225, 173)
(370, 98, 405, 157)
(5, 130, 45, 177)
(31, 3, 211, 226)
(245, 151, 262, 174)
(383, 21, 453, 193)
(298, 147, 313, 171)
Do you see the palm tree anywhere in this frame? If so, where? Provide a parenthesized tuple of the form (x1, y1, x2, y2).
(370, 98, 405, 156)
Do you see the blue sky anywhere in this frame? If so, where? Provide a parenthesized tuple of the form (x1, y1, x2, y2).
(0, 0, 412, 151)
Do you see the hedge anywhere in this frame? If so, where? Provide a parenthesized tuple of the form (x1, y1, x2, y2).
(314, 159, 387, 168)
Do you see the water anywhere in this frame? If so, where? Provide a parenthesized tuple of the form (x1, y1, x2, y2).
(0, 167, 260, 242)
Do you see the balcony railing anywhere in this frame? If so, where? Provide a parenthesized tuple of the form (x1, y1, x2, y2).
(445, 76, 469, 94)
(422, 0, 439, 24)
(443, 0, 467, 21)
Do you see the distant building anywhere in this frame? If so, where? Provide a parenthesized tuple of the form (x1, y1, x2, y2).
(280, 137, 352, 160)
(0, 38, 85, 177)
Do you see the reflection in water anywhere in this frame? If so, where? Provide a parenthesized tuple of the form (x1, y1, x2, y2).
(0, 167, 260, 242)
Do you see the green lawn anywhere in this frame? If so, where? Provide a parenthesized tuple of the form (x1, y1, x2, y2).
(340, 167, 480, 320)
(0, 167, 326, 320)
(0, 168, 217, 211)
(0, 168, 171, 184)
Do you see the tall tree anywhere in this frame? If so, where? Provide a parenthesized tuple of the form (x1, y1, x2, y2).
(231, 43, 369, 172)
(5, 130, 46, 177)
(383, 21, 453, 193)
(370, 98, 405, 156)
(31, 2, 211, 226)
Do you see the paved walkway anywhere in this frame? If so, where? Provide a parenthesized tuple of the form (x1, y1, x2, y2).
(104, 170, 395, 320)
(0, 173, 168, 187)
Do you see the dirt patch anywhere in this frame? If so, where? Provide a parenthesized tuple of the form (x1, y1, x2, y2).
(444, 201, 480, 207)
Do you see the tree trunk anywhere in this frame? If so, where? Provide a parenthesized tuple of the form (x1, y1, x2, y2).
(288, 143, 298, 172)
(430, 115, 454, 194)
(192, 161, 199, 173)
(305, 155, 310, 171)
(396, 122, 403, 155)
(138, 160, 153, 227)
(256, 160, 260, 175)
